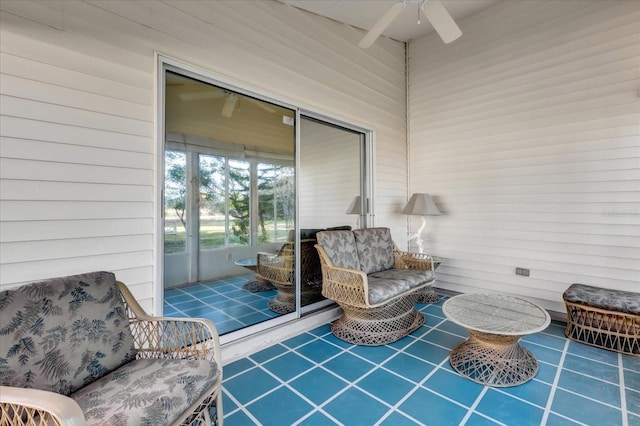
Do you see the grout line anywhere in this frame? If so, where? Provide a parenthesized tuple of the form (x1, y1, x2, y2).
(459, 387, 509, 426)
(541, 337, 570, 425)
(619, 352, 629, 426)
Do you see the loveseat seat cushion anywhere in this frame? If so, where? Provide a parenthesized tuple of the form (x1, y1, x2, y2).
(316, 230, 361, 271)
(353, 228, 395, 274)
(71, 358, 220, 425)
(367, 269, 434, 305)
(0, 271, 137, 395)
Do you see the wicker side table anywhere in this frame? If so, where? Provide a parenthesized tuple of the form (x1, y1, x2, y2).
(442, 293, 550, 387)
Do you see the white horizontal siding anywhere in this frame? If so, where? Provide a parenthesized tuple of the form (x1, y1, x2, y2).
(0, 0, 407, 311)
(408, 0, 640, 312)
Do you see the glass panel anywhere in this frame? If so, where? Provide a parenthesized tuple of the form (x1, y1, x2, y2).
(199, 154, 226, 249)
(163, 68, 296, 336)
(164, 150, 187, 253)
(299, 116, 364, 309)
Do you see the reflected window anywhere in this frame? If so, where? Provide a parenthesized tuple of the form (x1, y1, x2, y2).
(164, 150, 187, 253)
(258, 163, 294, 243)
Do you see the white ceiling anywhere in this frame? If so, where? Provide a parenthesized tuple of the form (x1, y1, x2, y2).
(281, 0, 499, 43)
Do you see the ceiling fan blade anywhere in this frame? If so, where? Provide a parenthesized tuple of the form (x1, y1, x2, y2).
(221, 94, 238, 118)
(358, 1, 406, 48)
(179, 90, 225, 101)
(247, 98, 277, 114)
(422, 0, 462, 44)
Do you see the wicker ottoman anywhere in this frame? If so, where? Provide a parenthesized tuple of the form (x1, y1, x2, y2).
(563, 284, 639, 356)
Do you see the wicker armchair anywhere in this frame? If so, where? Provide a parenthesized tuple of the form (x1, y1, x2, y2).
(0, 271, 223, 426)
(315, 228, 436, 345)
(256, 239, 323, 313)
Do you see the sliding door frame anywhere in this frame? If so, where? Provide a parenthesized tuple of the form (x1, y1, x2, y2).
(155, 54, 375, 342)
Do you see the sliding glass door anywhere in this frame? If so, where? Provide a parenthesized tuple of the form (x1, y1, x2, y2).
(159, 59, 372, 340)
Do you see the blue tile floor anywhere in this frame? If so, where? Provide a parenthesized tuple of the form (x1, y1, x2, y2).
(164, 274, 280, 335)
(221, 297, 640, 426)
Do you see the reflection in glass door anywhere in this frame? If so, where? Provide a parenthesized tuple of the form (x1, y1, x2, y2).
(298, 116, 369, 313)
(162, 68, 296, 337)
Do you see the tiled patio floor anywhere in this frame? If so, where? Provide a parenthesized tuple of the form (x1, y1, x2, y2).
(222, 300, 639, 426)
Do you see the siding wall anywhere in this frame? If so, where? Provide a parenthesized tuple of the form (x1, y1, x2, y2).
(0, 0, 407, 311)
(408, 0, 640, 312)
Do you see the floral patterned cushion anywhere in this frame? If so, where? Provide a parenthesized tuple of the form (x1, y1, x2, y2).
(353, 228, 395, 274)
(71, 358, 220, 425)
(366, 276, 411, 305)
(563, 283, 640, 315)
(367, 269, 434, 305)
(0, 271, 137, 395)
(316, 230, 361, 270)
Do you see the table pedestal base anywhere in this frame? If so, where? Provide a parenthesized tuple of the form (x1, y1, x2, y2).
(449, 330, 538, 387)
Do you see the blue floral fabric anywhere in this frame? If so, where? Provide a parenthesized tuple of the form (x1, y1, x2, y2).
(367, 270, 434, 305)
(0, 271, 137, 395)
(353, 228, 395, 274)
(563, 283, 640, 314)
(71, 358, 220, 425)
(316, 230, 361, 270)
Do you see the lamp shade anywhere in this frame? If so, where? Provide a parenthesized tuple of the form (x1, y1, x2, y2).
(401, 193, 441, 216)
(346, 196, 361, 214)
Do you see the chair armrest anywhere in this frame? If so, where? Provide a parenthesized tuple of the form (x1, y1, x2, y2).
(116, 282, 222, 368)
(315, 244, 370, 308)
(394, 249, 435, 271)
(0, 386, 85, 426)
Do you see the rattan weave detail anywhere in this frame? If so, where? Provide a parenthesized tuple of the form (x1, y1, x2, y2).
(256, 239, 323, 313)
(332, 292, 425, 345)
(0, 404, 63, 426)
(395, 251, 440, 304)
(449, 330, 539, 387)
(564, 300, 640, 356)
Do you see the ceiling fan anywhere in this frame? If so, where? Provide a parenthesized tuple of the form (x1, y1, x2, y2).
(359, 0, 462, 48)
(179, 89, 277, 118)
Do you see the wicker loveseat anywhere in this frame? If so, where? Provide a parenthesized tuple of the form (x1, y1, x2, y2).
(315, 227, 436, 345)
(0, 271, 223, 425)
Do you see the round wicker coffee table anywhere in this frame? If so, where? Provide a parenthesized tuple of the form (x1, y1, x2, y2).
(442, 293, 551, 387)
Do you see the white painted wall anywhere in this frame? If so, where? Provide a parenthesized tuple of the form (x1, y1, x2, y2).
(408, 0, 640, 312)
(0, 1, 407, 312)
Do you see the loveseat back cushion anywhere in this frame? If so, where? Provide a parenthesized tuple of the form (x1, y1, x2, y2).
(0, 271, 137, 395)
(71, 358, 220, 426)
(316, 230, 361, 271)
(353, 228, 395, 274)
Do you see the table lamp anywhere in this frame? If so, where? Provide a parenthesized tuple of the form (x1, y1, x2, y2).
(346, 195, 361, 228)
(402, 193, 440, 253)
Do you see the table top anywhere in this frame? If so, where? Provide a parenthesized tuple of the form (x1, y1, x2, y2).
(442, 293, 551, 335)
(235, 257, 257, 269)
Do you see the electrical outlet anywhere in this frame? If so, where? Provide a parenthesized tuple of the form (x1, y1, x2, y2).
(516, 268, 530, 277)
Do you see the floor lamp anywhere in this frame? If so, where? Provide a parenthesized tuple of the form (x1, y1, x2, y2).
(402, 193, 441, 253)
